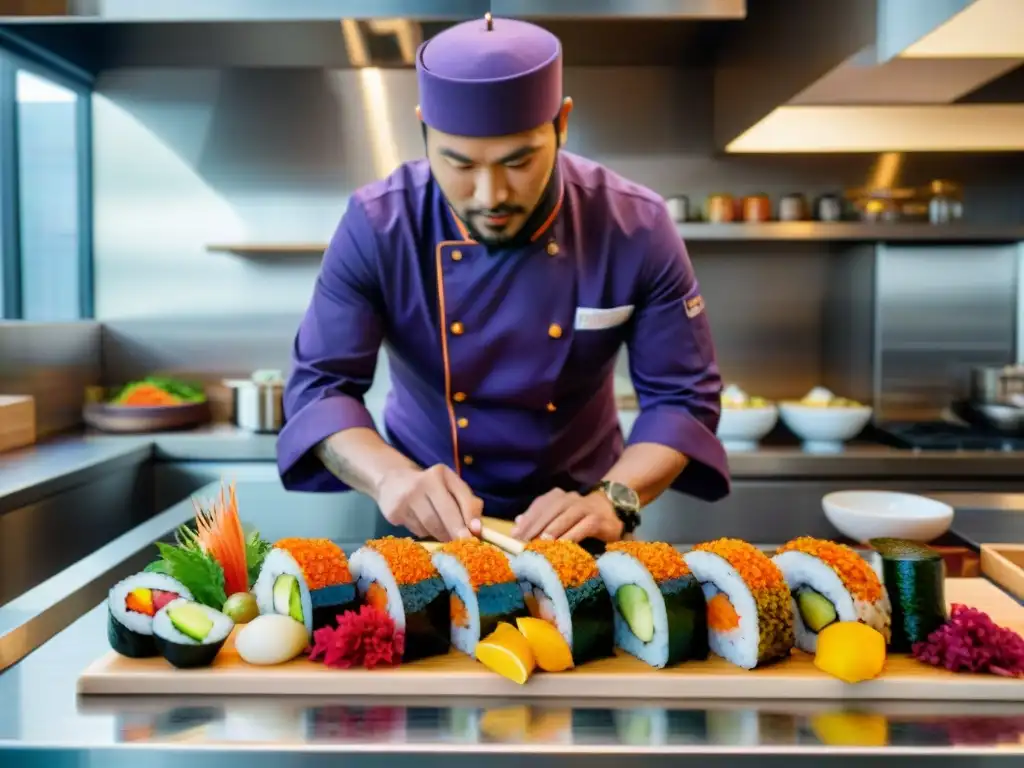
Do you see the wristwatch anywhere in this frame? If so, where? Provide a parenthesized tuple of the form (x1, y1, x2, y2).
(590, 480, 641, 535)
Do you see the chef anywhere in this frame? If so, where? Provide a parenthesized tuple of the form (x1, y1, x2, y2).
(277, 15, 730, 545)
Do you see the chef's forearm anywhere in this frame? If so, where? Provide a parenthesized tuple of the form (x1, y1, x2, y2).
(601, 442, 689, 507)
(315, 427, 420, 502)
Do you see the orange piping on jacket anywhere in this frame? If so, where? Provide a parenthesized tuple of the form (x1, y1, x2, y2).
(436, 208, 475, 476)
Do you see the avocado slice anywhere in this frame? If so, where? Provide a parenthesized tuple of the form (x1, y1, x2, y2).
(273, 574, 304, 623)
(796, 588, 837, 633)
(168, 602, 214, 642)
(616, 584, 655, 643)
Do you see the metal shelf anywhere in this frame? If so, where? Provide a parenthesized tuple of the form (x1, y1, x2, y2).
(206, 223, 1024, 255)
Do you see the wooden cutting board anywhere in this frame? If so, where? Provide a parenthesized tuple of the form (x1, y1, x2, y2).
(78, 579, 1024, 701)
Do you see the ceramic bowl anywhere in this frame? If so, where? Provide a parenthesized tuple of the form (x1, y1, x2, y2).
(778, 402, 872, 453)
(822, 490, 954, 544)
(718, 406, 778, 451)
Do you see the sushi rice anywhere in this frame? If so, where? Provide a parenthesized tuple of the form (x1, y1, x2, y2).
(682, 539, 794, 670)
(772, 537, 892, 653)
(153, 598, 234, 647)
(431, 538, 527, 658)
(511, 540, 614, 665)
(107, 572, 194, 657)
(253, 548, 316, 636)
(252, 538, 357, 639)
(349, 536, 451, 662)
(597, 542, 708, 669)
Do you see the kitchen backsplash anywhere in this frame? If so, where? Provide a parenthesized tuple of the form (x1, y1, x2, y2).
(46, 63, 1024, 417)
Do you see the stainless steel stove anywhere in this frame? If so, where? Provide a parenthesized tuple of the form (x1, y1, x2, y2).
(875, 421, 1024, 452)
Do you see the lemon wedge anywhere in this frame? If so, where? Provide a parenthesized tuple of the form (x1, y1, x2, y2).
(476, 623, 537, 685)
(516, 616, 575, 672)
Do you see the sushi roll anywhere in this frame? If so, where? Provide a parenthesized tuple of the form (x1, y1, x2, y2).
(153, 598, 235, 669)
(682, 539, 794, 669)
(431, 538, 529, 658)
(107, 572, 195, 658)
(597, 541, 709, 668)
(511, 540, 615, 665)
(868, 537, 947, 653)
(773, 536, 892, 653)
(253, 537, 358, 639)
(349, 536, 451, 662)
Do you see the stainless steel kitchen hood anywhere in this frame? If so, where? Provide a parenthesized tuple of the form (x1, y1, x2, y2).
(714, 0, 1024, 153)
(6, 0, 747, 22)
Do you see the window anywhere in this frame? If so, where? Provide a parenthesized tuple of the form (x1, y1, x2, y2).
(0, 36, 93, 321)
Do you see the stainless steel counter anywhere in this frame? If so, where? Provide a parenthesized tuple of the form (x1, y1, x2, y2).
(3, 481, 1024, 763)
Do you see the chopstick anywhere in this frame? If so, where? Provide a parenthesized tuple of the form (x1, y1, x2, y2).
(480, 524, 525, 555)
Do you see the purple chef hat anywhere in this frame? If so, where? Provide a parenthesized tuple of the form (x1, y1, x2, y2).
(416, 15, 563, 138)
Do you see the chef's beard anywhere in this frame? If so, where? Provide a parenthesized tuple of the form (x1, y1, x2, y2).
(425, 120, 564, 252)
(460, 168, 558, 251)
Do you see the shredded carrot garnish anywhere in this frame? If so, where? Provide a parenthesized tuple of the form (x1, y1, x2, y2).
(439, 538, 515, 588)
(692, 538, 785, 592)
(607, 541, 691, 582)
(777, 537, 883, 602)
(525, 540, 598, 587)
(365, 537, 438, 585)
(274, 538, 352, 591)
(193, 481, 249, 597)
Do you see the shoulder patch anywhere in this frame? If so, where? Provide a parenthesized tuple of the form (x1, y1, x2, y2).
(685, 295, 705, 319)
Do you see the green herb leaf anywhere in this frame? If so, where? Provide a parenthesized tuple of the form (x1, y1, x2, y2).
(143, 559, 170, 575)
(245, 530, 273, 588)
(155, 542, 227, 610)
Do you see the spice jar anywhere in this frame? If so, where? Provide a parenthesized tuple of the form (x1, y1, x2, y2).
(742, 194, 772, 222)
(705, 193, 735, 223)
(778, 193, 808, 221)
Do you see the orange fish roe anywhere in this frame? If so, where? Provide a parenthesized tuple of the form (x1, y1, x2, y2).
(525, 540, 598, 587)
(606, 541, 691, 582)
(274, 537, 352, 591)
(438, 538, 516, 589)
(777, 537, 883, 602)
(692, 538, 786, 592)
(365, 536, 438, 585)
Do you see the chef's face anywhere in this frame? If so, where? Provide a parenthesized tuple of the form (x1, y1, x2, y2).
(421, 98, 573, 245)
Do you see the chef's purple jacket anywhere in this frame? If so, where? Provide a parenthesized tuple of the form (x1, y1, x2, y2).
(277, 150, 730, 518)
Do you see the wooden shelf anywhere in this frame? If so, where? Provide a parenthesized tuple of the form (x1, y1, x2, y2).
(205, 223, 1024, 255)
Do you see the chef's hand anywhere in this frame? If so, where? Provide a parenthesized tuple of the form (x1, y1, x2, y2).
(512, 488, 624, 543)
(377, 465, 483, 542)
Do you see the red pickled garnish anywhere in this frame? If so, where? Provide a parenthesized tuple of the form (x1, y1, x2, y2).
(912, 603, 1024, 677)
(308, 605, 405, 670)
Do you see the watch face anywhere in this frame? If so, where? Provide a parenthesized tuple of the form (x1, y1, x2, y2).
(609, 482, 640, 511)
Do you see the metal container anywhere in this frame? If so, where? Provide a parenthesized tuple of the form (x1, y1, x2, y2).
(224, 372, 285, 433)
(778, 193, 808, 221)
(969, 365, 1024, 405)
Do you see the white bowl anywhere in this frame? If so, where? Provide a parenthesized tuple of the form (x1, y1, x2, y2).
(822, 490, 954, 544)
(718, 406, 778, 451)
(778, 403, 872, 453)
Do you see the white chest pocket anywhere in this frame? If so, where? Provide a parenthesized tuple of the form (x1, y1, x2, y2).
(574, 305, 635, 331)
